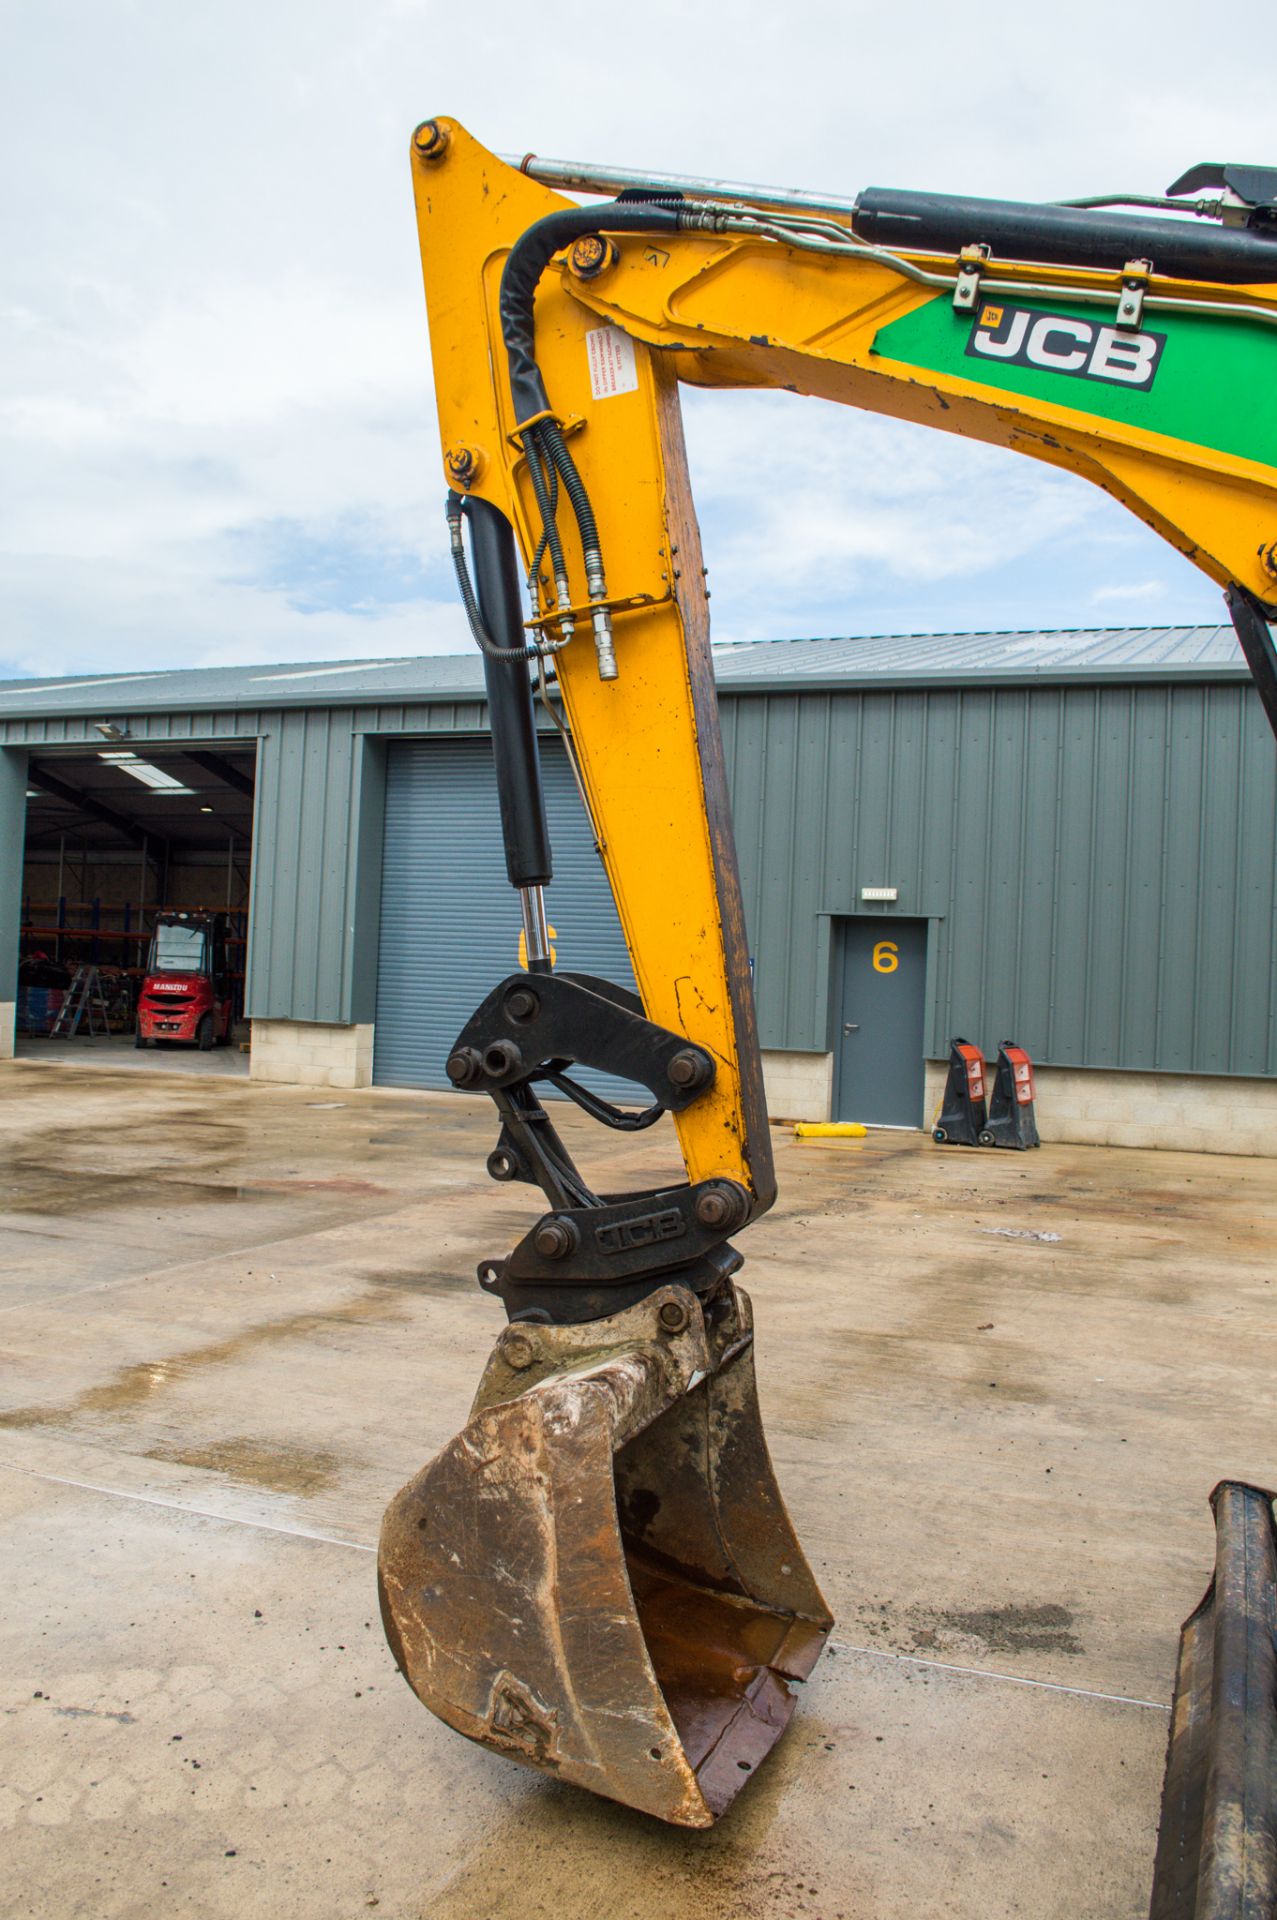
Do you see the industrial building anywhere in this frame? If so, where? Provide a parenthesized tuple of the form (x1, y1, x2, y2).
(4, 623, 1274, 1153)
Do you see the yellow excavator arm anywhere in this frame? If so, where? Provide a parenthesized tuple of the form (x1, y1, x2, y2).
(379, 120, 1277, 1894)
(407, 118, 1277, 1209)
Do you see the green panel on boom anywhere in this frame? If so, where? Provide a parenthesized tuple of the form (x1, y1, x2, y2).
(872, 294, 1277, 471)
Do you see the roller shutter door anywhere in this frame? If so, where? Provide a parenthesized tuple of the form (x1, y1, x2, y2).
(373, 736, 641, 1101)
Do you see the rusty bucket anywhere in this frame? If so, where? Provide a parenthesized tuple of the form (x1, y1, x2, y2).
(378, 1281, 832, 1826)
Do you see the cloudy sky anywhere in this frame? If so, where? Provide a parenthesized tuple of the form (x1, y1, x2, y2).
(2, 0, 1268, 680)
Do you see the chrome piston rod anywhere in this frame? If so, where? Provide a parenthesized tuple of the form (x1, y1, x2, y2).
(504, 152, 859, 223)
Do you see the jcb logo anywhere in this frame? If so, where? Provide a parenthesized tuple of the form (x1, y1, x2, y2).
(596, 1209, 685, 1255)
(965, 302, 1166, 391)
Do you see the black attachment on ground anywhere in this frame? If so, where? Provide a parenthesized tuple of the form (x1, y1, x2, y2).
(851, 186, 1277, 282)
(932, 1038, 988, 1147)
(1227, 585, 1277, 742)
(980, 1041, 1040, 1149)
(1148, 1481, 1277, 1920)
(463, 497, 553, 890)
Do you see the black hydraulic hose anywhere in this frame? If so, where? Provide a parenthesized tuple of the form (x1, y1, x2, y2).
(539, 419, 601, 567)
(541, 1069, 666, 1132)
(499, 202, 681, 425)
(522, 430, 567, 589)
(447, 490, 541, 661)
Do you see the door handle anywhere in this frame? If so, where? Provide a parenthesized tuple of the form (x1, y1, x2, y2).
(843, 1022, 860, 1034)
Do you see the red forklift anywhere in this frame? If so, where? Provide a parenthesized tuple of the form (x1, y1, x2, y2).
(135, 911, 235, 1050)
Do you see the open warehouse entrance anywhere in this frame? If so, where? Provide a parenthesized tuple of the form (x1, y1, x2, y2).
(19, 740, 256, 1070)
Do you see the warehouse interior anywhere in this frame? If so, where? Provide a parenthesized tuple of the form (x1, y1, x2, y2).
(19, 741, 255, 1055)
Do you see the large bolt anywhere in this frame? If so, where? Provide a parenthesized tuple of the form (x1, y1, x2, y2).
(503, 986, 540, 1023)
(567, 234, 617, 280)
(446, 1046, 483, 1087)
(413, 120, 449, 162)
(658, 1298, 691, 1334)
(668, 1048, 713, 1092)
(695, 1184, 747, 1231)
(534, 1217, 579, 1261)
(1260, 540, 1277, 581)
(445, 443, 483, 489)
(483, 1040, 523, 1078)
(502, 1332, 536, 1370)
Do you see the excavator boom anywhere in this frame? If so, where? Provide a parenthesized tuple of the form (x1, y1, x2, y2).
(378, 122, 1277, 1895)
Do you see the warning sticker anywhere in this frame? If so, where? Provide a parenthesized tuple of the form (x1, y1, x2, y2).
(586, 326, 638, 400)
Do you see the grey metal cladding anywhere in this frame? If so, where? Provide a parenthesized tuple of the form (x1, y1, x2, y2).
(7, 631, 1272, 1071)
(720, 681, 1277, 1078)
(0, 624, 1249, 726)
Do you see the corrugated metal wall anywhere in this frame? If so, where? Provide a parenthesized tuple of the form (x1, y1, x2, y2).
(719, 682, 1277, 1077)
(6, 677, 1273, 1078)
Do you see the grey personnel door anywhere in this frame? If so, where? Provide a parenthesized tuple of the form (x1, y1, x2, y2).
(833, 918, 928, 1127)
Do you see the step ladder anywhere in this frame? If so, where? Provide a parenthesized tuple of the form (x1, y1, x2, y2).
(49, 966, 113, 1039)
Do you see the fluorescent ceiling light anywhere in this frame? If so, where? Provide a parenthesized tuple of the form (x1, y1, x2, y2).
(97, 750, 193, 793)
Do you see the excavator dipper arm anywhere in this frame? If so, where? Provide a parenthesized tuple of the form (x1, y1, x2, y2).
(379, 122, 1277, 1877)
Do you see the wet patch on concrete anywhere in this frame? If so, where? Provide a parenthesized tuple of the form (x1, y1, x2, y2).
(909, 1601, 1084, 1658)
(849, 1598, 1085, 1661)
(1, 1167, 267, 1215)
(241, 1177, 392, 1197)
(145, 1436, 343, 1495)
(0, 1290, 408, 1432)
(360, 1265, 472, 1296)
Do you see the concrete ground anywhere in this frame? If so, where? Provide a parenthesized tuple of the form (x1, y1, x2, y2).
(1, 1062, 1274, 1920)
(15, 1032, 249, 1076)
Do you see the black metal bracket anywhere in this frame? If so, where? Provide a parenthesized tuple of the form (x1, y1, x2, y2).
(446, 971, 715, 1110)
(444, 969, 754, 1325)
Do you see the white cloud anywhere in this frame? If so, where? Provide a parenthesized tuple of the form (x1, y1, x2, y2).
(1091, 580, 1169, 605)
(1, 0, 1259, 677)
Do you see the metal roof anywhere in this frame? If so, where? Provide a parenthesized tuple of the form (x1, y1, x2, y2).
(0, 624, 1247, 718)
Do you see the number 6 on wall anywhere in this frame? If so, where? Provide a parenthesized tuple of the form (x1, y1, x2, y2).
(872, 940, 899, 974)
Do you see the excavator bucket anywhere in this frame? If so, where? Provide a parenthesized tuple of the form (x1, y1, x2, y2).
(378, 1281, 832, 1826)
(1149, 1482, 1277, 1919)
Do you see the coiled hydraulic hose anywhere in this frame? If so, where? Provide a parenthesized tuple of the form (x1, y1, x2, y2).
(498, 201, 682, 679)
